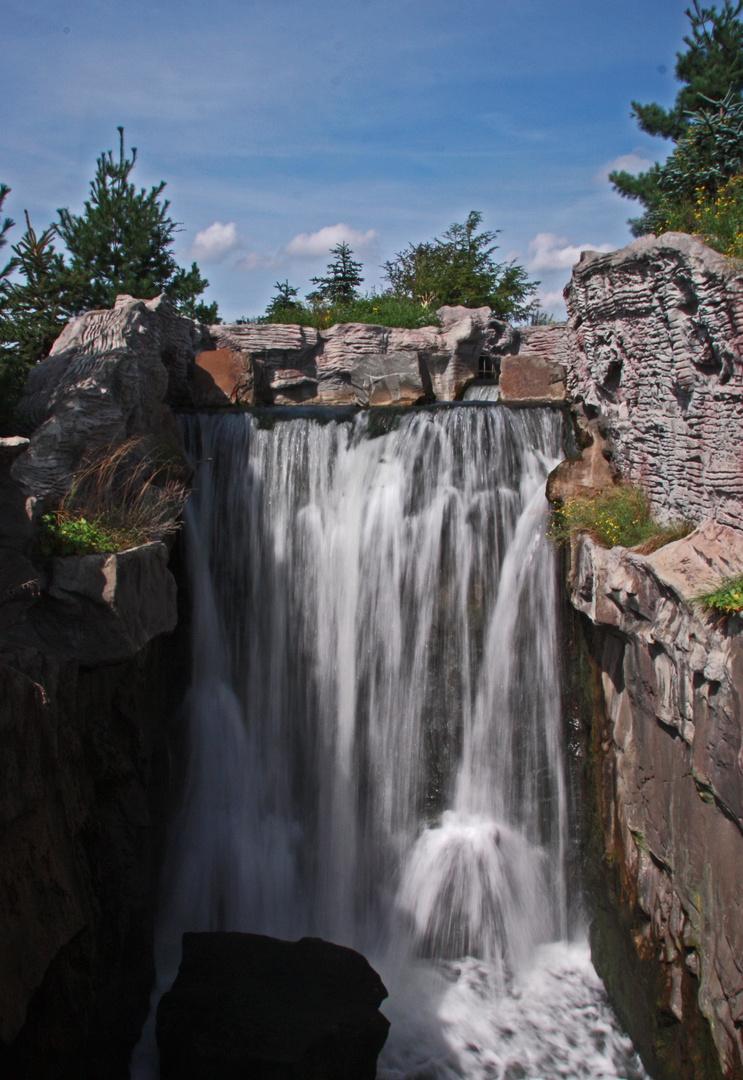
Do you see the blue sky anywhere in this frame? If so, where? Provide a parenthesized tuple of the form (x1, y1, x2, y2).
(2, 0, 691, 321)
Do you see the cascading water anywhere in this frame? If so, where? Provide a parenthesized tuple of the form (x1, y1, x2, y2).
(132, 404, 647, 1080)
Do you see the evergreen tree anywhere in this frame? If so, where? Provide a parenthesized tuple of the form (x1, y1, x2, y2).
(0, 213, 85, 430)
(383, 211, 538, 321)
(264, 279, 301, 321)
(611, 1, 743, 233)
(56, 127, 218, 321)
(308, 242, 363, 304)
(0, 184, 17, 290)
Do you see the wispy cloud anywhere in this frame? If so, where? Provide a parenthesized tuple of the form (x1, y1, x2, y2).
(527, 232, 615, 271)
(234, 251, 281, 273)
(189, 221, 243, 263)
(537, 288, 567, 315)
(593, 153, 655, 183)
(284, 223, 379, 258)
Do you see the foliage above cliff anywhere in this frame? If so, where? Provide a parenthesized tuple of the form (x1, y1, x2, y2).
(259, 214, 538, 328)
(0, 131, 218, 433)
(258, 289, 441, 329)
(611, 1, 743, 235)
(651, 95, 743, 253)
(382, 211, 538, 320)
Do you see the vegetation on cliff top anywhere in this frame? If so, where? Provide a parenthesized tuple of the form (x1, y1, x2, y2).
(255, 212, 541, 330)
(0, 130, 218, 433)
(611, 0, 743, 236)
(549, 485, 690, 553)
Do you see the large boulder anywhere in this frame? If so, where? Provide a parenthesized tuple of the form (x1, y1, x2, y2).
(13, 294, 201, 514)
(156, 933, 390, 1080)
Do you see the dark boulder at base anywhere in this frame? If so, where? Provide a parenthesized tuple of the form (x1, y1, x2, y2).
(156, 932, 390, 1080)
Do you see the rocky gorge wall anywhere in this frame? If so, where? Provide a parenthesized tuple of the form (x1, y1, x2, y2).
(559, 234, 743, 1080)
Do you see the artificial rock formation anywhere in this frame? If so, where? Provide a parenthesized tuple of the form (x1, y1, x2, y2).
(13, 293, 201, 515)
(0, 639, 177, 1080)
(565, 233, 743, 529)
(561, 232, 743, 1080)
(195, 308, 500, 408)
(156, 933, 390, 1080)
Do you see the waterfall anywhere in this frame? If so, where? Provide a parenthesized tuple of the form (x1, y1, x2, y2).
(132, 404, 647, 1080)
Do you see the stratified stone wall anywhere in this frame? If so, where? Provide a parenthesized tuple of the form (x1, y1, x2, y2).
(565, 233, 743, 529)
(570, 525, 743, 1080)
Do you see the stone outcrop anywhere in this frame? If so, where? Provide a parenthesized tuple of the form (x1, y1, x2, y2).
(498, 352, 566, 403)
(13, 293, 200, 514)
(564, 233, 743, 529)
(570, 524, 743, 1080)
(156, 933, 390, 1080)
(561, 232, 743, 1078)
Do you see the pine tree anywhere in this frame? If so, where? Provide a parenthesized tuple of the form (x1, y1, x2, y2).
(57, 127, 218, 321)
(0, 184, 17, 290)
(308, 242, 364, 304)
(611, 1, 743, 233)
(264, 279, 301, 321)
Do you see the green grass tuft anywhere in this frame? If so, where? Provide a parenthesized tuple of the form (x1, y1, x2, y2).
(37, 436, 187, 557)
(697, 574, 743, 615)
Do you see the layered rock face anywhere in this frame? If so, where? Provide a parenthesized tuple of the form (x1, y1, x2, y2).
(572, 527, 743, 1080)
(565, 233, 743, 528)
(198, 308, 493, 406)
(562, 233, 743, 1080)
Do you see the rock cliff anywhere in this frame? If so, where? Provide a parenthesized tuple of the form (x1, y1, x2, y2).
(564, 233, 743, 529)
(561, 233, 743, 1080)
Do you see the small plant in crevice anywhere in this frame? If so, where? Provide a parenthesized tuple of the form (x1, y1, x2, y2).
(697, 573, 743, 616)
(548, 484, 690, 552)
(37, 436, 188, 557)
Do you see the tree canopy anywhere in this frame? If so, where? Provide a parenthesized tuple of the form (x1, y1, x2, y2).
(382, 211, 538, 321)
(56, 128, 217, 321)
(611, 1, 743, 234)
(0, 129, 218, 431)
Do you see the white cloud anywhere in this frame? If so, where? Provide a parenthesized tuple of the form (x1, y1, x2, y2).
(190, 221, 243, 263)
(284, 223, 379, 258)
(537, 289, 567, 315)
(527, 232, 615, 272)
(234, 251, 281, 272)
(593, 153, 655, 183)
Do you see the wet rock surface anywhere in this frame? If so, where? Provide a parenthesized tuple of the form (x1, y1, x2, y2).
(156, 932, 390, 1080)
